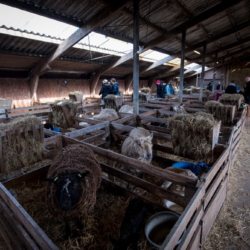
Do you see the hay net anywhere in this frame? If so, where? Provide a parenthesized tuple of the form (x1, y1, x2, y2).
(93, 108, 119, 121)
(140, 87, 151, 94)
(46, 144, 102, 219)
(168, 112, 218, 163)
(68, 91, 83, 102)
(0, 115, 44, 176)
(50, 100, 77, 128)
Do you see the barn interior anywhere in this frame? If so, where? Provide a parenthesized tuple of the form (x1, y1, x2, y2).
(0, 0, 249, 250)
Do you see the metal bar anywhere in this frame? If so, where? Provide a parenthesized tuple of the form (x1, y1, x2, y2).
(133, 0, 140, 114)
(222, 58, 225, 90)
(212, 52, 218, 92)
(199, 42, 207, 101)
(179, 26, 186, 103)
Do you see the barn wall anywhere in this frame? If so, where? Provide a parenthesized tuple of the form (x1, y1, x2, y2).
(0, 78, 31, 108)
(0, 77, 150, 107)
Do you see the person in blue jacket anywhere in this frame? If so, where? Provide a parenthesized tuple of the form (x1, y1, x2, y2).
(110, 78, 120, 96)
(166, 82, 175, 95)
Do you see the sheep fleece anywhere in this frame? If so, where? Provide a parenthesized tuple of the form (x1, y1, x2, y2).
(46, 144, 101, 219)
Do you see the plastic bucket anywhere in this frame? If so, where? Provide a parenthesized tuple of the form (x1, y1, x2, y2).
(145, 211, 185, 248)
(39, 117, 46, 120)
(172, 162, 200, 175)
(139, 110, 144, 113)
(53, 127, 61, 132)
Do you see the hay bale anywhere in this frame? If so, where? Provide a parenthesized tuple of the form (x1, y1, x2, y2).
(0, 115, 44, 177)
(93, 108, 119, 121)
(46, 144, 101, 219)
(140, 87, 151, 94)
(68, 91, 83, 102)
(119, 105, 133, 114)
(192, 87, 200, 93)
(50, 101, 77, 128)
(104, 95, 122, 110)
(138, 92, 150, 103)
(219, 93, 244, 101)
(168, 112, 218, 163)
(205, 101, 224, 107)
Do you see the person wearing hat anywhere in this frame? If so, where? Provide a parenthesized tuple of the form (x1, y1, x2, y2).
(110, 78, 120, 96)
(99, 79, 112, 104)
(244, 77, 250, 104)
(156, 80, 165, 98)
(225, 80, 237, 94)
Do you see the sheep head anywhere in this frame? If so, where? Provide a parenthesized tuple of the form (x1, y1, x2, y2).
(133, 134, 153, 163)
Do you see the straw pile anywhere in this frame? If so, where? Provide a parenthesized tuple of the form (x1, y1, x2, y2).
(192, 87, 200, 93)
(46, 144, 101, 219)
(140, 87, 151, 94)
(0, 115, 44, 178)
(204, 129, 250, 249)
(93, 108, 119, 121)
(168, 112, 218, 163)
(12, 182, 157, 250)
(51, 101, 77, 128)
(119, 105, 133, 114)
(183, 89, 192, 94)
(68, 91, 83, 102)
(104, 95, 121, 110)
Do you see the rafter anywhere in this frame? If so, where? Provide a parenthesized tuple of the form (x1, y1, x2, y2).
(170, 0, 192, 19)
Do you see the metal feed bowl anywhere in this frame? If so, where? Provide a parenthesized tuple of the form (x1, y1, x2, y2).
(145, 211, 185, 249)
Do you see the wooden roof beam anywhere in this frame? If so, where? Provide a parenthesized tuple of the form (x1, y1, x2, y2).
(170, 0, 192, 20)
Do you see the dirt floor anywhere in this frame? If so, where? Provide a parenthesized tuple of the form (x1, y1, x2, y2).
(203, 119, 250, 250)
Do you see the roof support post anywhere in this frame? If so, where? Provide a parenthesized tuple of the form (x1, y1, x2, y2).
(133, 0, 140, 114)
(199, 42, 207, 101)
(29, 74, 39, 102)
(212, 52, 218, 93)
(179, 26, 186, 103)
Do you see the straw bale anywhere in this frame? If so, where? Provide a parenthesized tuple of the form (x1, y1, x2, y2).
(139, 92, 150, 103)
(183, 89, 192, 94)
(192, 87, 200, 93)
(219, 94, 244, 101)
(205, 101, 224, 107)
(46, 144, 102, 219)
(104, 95, 121, 110)
(140, 87, 151, 94)
(93, 108, 119, 121)
(0, 115, 44, 178)
(168, 112, 217, 163)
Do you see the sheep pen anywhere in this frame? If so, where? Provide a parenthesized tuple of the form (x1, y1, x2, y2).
(46, 144, 102, 219)
(104, 94, 123, 111)
(50, 101, 77, 128)
(0, 115, 44, 180)
(205, 101, 236, 124)
(168, 112, 220, 163)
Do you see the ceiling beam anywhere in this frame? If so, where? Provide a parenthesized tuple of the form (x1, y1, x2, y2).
(227, 9, 242, 44)
(170, 0, 192, 19)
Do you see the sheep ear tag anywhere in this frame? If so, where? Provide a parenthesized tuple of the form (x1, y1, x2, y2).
(54, 177, 58, 182)
(77, 171, 90, 179)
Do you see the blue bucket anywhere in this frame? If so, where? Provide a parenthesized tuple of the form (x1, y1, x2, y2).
(40, 117, 46, 120)
(53, 127, 61, 132)
(172, 162, 200, 175)
(139, 110, 144, 113)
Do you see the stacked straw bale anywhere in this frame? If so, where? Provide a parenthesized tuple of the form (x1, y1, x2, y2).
(51, 101, 77, 128)
(219, 94, 244, 109)
(0, 115, 43, 176)
(168, 112, 218, 163)
(46, 144, 101, 219)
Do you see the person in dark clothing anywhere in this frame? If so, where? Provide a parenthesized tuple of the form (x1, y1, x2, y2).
(216, 83, 221, 90)
(207, 81, 213, 91)
(244, 77, 250, 104)
(110, 78, 120, 96)
(99, 79, 112, 104)
(225, 80, 237, 94)
(156, 80, 165, 98)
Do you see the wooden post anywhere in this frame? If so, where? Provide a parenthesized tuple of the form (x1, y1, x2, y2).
(199, 42, 206, 101)
(212, 52, 218, 93)
(179, 26, 186, 103)
(133, 0, 140, 114)
(29, 74, 39, 102)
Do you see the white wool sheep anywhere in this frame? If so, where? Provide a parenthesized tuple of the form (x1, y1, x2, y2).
(161, 167, 198, 213)
(93, 108, 119, 121)
(121, 127, 153, 172)
(172, 104, 187, 113)
(119, 105, 133, 114)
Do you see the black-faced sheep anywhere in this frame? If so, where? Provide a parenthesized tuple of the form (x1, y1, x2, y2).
(45, 144, 101, 221)
(121, 127, 153, 166)
(161, 167, 198, 213)
(110, 198, 147, 250)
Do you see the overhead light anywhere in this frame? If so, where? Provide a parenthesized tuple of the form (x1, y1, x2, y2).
(194, 50, 201, 55)
(217, 62, 219, 64)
